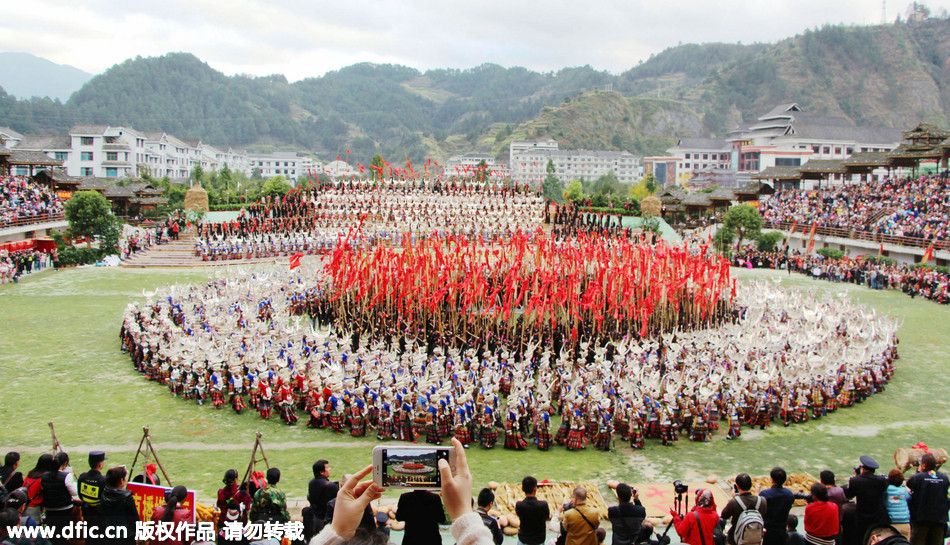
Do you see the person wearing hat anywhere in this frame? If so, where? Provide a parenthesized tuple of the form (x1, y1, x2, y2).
(845, 456, 890, 543)
(78, 451, 107, 544)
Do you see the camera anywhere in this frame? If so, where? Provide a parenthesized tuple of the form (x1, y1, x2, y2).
(673, 480, 689, 496)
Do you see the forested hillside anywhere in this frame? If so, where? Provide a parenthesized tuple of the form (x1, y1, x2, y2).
(1, 16, 949, 166)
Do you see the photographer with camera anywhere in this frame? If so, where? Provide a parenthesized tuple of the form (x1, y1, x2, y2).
(720, 474, 767, 545)
(670, 488, 720, 545)
(607, 483, 648, 545)
(560, 487, 601, 545)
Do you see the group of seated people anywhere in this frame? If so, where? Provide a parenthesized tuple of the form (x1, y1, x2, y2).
(733, 248, 950, 304)
(2, 446, 947, 545)
(760, 173, 950, 244)
(0, 176, 63, 228)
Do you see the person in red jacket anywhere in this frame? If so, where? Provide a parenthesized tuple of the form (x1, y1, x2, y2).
(804, 482, 840, 545)
(671, 489, 721, 545)
(150, 485, 192, 545)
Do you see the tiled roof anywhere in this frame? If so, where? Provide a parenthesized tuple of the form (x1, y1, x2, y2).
(7, 150, 63, 165)
(15, 135, 71, 150)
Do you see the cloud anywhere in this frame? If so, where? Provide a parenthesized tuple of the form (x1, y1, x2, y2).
(3, 0, 950, 81)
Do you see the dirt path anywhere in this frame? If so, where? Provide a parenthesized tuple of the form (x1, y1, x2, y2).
(6, 440, 365, 455)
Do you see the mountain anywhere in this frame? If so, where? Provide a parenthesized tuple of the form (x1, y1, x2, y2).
(0, 52, 93, 101)
(2, 17, 950, 168)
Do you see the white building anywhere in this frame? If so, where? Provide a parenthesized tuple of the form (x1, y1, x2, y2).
(511, 149, 640, 185)
(729, 103, 903, 173)
(248, 151, 315, 180)
(666, 137, 733, 184)
(321, 160, 356, 179)
(0, 126, 23, 149)
(63, 125, 145, 178)
(443, 153, 509, 179)
(509, 139, 558, 158)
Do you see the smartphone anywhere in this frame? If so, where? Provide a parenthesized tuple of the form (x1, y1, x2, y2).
(372, 445, 455, 489)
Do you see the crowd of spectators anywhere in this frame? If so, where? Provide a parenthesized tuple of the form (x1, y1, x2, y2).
(0, 177, 64, 228)
(0, 249, 54, 284)
(731, 249, 950, 304)
(2, 446, 947, 545)
(760, 173, 950, 244)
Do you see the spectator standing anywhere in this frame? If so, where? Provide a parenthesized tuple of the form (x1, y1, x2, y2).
(77, 451, 107, 545)
(818, 471, 848, 506)
(562, 487, 601, 545)
(759, 467, 795, 545)
(720, 473, 767, 545)
(905, 453, 949, 545)
(786, 515, 806, 545)
(396, 489, 446, 545)
(516, 476, 550, 545)
(150, 485, 191, 545)
(670, 489, 720, 545)
(607, 483, 647, 545)
(476, 488, 504, 545)
(845, 456, 890, 542)
(249, 468, 290, 523)
(215, 469, 250, 545)
(306, 459, 338, 538)
(1, 453, 23, 492)
(99, 466, 138, 545)
(884, 470, 911, 540)
(21, 454, 52, 523)
(40, 452, 76, 545)
(804, 482, 839, 545)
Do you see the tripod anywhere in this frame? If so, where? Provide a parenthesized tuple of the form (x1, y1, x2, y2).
(658, 492, 689, 544)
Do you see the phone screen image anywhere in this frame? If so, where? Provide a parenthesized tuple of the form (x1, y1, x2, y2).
(380, 448, 448, 488)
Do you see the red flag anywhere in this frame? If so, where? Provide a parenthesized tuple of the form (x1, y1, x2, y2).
(289, 252, 303, 270)
(922, 244, 934, 264)
(806, 223, 817, 254)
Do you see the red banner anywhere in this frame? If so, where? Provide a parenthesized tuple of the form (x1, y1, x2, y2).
(127, 482, 196, 525)
(56, 191, 73, 200)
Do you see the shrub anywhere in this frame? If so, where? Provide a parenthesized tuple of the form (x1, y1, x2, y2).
(756, 231, 784, 252)
(817, 248, 845, 260)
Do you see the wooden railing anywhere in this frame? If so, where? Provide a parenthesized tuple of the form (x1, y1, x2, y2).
(0, 212, 66, 230)
(762, 220, 950, 251)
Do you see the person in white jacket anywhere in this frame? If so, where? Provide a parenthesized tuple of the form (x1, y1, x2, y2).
(309, 437, 493, 545)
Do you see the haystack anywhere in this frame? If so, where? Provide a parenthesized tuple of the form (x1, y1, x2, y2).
(185, 184, 209, 213)
(640, 196, 661, 218)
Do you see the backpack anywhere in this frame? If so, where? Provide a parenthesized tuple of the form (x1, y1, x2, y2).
(734, 496, 764, 545)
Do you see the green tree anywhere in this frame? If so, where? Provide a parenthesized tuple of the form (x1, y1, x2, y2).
(370, 154, 385, 180)
(628, 177, 656, 201)
(592, 171, 622, 197)
(722, 204, 762, 250)
(756, 231, 784, 252)
(475, 159, 489, 183)
(643, 173, 658, 194)
(541, 160, 565, 203)
(565, 180, 585, 202)
(64, 191, 116, 248)
(713, 226, 736, 255)
(261, 176, 291, 199)
(190, 164, 204, 186)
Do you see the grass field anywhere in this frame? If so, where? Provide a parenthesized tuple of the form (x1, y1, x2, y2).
(2, 265, 949, 505)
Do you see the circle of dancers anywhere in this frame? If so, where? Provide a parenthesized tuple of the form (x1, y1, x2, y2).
(120, 252, 898, 451)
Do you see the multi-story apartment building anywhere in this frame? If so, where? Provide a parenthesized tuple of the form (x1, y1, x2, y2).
(511, 149, 640, 184)
(247, 151, 315, 179)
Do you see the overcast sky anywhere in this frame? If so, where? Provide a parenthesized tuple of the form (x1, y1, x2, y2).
(4, 0, 950, 81)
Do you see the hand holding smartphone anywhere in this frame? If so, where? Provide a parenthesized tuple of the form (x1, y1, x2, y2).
(373, 445, 456, 490)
